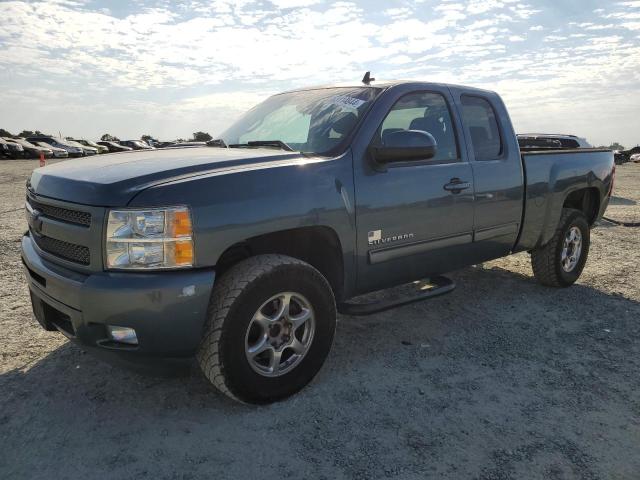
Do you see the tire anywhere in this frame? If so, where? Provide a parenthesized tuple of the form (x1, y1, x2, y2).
(197, 254, 337, 404)
(531, 208, 590, 287)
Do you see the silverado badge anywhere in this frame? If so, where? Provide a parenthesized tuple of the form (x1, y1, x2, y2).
(368, 230, 414, 246)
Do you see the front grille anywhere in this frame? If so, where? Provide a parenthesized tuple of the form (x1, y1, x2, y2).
(27, 197, 91, 227)
(32, 233, 90, 265)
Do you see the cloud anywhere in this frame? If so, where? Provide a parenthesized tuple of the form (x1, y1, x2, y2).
(0, 0, 550, 89)
(0, 0, 639, 146)
(268, 0, 324, 8)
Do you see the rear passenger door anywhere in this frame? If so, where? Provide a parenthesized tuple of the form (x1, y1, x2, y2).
(449, 88, 524, 261)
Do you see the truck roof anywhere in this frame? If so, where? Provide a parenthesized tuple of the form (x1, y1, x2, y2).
(278, 80, 497, 96)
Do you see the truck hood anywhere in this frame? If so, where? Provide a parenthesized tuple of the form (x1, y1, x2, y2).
(29, 146, 307, 206)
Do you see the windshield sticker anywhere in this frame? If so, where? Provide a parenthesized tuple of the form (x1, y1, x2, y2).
(331, 95, 366, 109)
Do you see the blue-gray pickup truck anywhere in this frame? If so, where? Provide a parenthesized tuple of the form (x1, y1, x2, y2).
(22, 81, 615, 403)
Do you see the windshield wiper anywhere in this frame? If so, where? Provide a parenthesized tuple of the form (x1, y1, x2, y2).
(206, 138, 227, 148)
(228, 140, 294, 152)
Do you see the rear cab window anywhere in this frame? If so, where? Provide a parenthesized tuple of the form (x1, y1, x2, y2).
(460, 95, 503, 161)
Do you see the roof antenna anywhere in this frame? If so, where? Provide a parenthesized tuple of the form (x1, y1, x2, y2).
(362, 71, 375, 85)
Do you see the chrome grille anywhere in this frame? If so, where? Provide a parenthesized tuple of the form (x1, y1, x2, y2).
(27, 197, 91, 227)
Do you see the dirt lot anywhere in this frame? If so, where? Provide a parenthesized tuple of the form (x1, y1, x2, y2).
(1, 159, 639, 479)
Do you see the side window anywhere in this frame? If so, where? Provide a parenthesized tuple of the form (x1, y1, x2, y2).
(460, 95, 503, 160)
(379, 92, 459, 162)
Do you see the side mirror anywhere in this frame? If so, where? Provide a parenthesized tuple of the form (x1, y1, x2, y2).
(371, 130, 437, 163)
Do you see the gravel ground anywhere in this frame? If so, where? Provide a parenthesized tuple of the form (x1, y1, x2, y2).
(1, 159, 639, 479)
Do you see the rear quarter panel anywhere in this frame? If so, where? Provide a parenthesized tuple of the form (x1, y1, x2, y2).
(516, 149, 614, 251)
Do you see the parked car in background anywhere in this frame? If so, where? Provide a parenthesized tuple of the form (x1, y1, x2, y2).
(0, 140, 8, 157)
(617, 147, 640, 164)
(156, 141, 208, 149)
(66, 140, 98, 156)
(173, 141, 207, 148)
(517, 137, 561, 150)
(624, 146, 640, 160)
(0, 137, 24, 158)
(34, 141, 69, 158)
(2, 138, 53, 159)
(613, 151, 628, 165)
(71, 139, 108, 154)
(153, 141, 177, 148)
(120, 140, 154, 150)
(97, 141, 133, 153)
(517, 133, 592, 150)
(0, 137, 12, 159)
(27, 136, 85, 157)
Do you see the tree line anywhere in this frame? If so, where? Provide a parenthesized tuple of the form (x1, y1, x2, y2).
(2, 127, 637, 152)
(0, 128, 213, 143)
(100, 132, 213, 143)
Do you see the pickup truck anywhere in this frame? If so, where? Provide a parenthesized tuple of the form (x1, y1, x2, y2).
(21, 81, 615, 404)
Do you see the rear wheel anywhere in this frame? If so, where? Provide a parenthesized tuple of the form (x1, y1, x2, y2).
(197, 254, 336, 404)
(531, 208, 590, 287)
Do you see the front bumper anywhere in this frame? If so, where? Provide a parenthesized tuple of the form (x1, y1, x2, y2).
(21, 232, 215, 361)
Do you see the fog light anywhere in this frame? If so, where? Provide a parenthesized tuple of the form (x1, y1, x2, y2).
(106, 325, 138, 345)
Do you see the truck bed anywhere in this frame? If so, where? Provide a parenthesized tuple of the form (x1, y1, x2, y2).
(516, 148, 614, 251)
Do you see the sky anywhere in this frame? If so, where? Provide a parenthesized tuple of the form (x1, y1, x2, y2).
(0, 0, 639, 147)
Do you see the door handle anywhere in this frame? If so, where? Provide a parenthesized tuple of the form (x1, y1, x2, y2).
(443, 178, 471, 193)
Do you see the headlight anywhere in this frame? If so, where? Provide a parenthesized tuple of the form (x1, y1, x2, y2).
(105, 207, 194, 269)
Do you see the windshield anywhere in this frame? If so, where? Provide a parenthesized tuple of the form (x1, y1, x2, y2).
(218, 87, 381, 155)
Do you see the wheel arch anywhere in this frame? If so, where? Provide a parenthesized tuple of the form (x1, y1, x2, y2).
(215, 226, 346, 301)
(562, 187, 601, 225)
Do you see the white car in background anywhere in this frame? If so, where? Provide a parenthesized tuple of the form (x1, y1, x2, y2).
(26, 135, 85, 157)
(66, 139, 98, 155)
(34, 141, 69, 158)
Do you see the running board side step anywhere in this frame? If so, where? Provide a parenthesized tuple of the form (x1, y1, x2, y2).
(338, 276, 455, 316)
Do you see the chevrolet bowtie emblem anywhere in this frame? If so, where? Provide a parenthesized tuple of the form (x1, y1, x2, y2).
(26, 203, 43, 234)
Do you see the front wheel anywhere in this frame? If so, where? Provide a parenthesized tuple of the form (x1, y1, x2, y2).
(197, 254, 336, 404)
(531, 208, 590, 287)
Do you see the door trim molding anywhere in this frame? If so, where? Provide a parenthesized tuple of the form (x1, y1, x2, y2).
(368, 232, 473, 265)
(473, 222, 519, 242)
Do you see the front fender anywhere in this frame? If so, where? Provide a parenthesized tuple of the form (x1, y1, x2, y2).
(127, 150, 357, 280)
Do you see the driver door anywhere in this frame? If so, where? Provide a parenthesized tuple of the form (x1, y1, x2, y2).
(353, 87, 476, 294)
